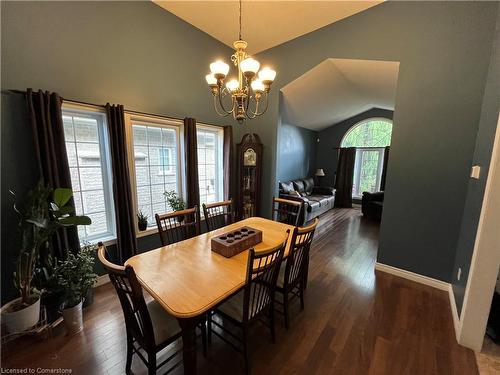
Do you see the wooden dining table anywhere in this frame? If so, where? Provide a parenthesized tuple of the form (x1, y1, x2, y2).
(125, 216, 294, 375)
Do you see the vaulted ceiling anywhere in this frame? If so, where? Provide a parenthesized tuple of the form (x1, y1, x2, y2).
(280, 59, 400, 131)
(153, 1, 382, 54)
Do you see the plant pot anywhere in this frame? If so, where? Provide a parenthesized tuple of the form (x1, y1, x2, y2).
(138, 221, 148, 231)
(82, 288, 94, 308)
(0, 296, 40, 333)
(41, 290, 64, 324)
(61, 300, 83, 335)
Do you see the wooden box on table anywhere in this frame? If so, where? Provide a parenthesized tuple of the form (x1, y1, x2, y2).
(211, 226, 263, 258)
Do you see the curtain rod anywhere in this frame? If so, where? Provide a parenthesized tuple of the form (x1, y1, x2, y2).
(6, 89, 226, 129)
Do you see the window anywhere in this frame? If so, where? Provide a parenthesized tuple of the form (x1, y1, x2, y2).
(197, 125, 224, 207)
(341, 118, 392, 198)
(62, 104, 115, 242)
(127, 115, 182, 228)
(158, 148, 174, 175)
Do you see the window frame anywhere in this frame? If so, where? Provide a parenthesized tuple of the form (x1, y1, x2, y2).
(125, 113, 185, 237)
(158, 148, 175, 175)
(340, 117, 392, 198)
(62, 102, 117, 244)
(340, 117, 393, 148)
(196, 123, 225, 210)
(352, 147, 386, 198)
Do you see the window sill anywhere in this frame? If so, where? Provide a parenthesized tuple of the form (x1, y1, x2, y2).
(81, 235, 117, 247)
(137, 227, 159, 238)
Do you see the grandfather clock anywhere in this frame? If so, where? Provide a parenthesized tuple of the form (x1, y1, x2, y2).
(236, 133, 263, 219)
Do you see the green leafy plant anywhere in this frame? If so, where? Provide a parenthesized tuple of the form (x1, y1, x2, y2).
(54, 244, 98, 309)
(164, 190, 185, 212)
(12, 182, 91, 308)
(137, 210, 148, 226)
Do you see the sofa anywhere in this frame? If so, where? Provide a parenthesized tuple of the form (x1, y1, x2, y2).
(278, 177, 335, 226)
(361, 191, 384, 221)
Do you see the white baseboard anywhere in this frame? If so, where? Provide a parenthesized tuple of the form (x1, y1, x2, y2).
(94, 274, 110, 288)
(375, 262, 449, 291)
(448, 283, 461, 341)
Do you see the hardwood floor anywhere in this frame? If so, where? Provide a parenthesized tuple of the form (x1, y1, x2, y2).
(1, 208, 479, 374)
(476, 336, 500, 374)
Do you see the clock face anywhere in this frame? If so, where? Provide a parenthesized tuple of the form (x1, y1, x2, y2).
(244, 148, 257, 166)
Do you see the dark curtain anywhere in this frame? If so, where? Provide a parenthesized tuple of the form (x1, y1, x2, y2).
(27, 88, 80, 257)
(106, 104, 137, 264)
(223, 125, 233, 200)
(380, 146, 390, 191)
(184, 118, 200, 208)
(334, 147, 356, 208)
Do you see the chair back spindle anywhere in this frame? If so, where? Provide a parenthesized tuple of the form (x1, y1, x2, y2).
(272, 197, 303, 226)
(243, 236, 288, 323)
(97, 243, 156, 351)
(284, 219, 318, 290)
(202, 199, 235, 232)
(155, 206, 200, 246)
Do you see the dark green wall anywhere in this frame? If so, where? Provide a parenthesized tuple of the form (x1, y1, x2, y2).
(276, 122, 317, 184)
(316, 108, 393, 187)
(276, 94, 318, 184)
(1, 1, 233, 304)
(452, 7, 500, 315)
(245, 1, 498, 282)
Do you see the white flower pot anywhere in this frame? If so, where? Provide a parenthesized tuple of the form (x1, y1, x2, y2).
(0, 296, 40, 333)
(61, 300, 83, 335)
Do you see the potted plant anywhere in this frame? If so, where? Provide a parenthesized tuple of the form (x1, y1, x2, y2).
(164, 190, 185, 221)
(0, 183, 91, 333)
(137, 210, 149, 231)
(54, 247, 97, 335)
(81, 242, 98, 308)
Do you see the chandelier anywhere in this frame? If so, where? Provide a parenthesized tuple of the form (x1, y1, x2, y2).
(205, 0, 276, 124)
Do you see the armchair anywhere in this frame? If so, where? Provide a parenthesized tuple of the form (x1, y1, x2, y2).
(361, 191, 384, 221)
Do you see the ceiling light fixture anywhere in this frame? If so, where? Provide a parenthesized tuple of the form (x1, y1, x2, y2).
(205, 0, 276, 124)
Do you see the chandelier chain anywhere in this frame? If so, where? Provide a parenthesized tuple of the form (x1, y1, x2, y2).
(239, 0, 242, 40)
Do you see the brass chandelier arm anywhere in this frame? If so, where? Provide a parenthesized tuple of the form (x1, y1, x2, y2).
(214, 85, 235, 115)
(213, 95, 232, 117)
(246, 92, 269, 119)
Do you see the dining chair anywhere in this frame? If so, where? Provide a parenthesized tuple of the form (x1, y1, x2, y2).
(97, 243, 206, 375)
(275, 218, 319, 328)
(207, 236, 288, 374)
(155, 206, 200, 246)
(272, 197, 303, 226)
(202, 199, 235, 232)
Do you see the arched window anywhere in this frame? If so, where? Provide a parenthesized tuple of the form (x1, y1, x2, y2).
(341, 118, 392, 148)
(341, 118, 393, 197)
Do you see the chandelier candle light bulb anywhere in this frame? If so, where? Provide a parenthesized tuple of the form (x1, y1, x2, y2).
(240, 57, 260, 77)
(205, 0, 276, 123)
(205, 74, 217, 86)
(226, 79, 239, 93)
(258, 67, 277, 84)
(210, 60, 230, 78)
(251, 79, 265, 93)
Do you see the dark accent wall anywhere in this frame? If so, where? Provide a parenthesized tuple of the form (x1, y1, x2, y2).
(1, 1, 233, 304)
(244, 1, 498, 282)
(276, 121, 318, 184)
(452, 7, 500, 315)
(316, 108, 393, 187)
